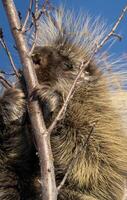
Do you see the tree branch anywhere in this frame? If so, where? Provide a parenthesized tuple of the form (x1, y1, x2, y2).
(96, 5, 127, 51)
(0, 70, 15, 76)
(29, 1, 39, 55)
(22, 0, 34, 33)
(2, 1, 57, 200)
(0, 28, 19, 78)
(24, 0, 50, 33)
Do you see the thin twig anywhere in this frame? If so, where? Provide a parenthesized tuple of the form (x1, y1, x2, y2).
(0, 75, 12, 88)
(22, 0, 34, 33)
(29, 1, 39, 55)
(24, 0, 50, 33)
(96, 5, 127, 51)
(0, 70, 15, 76)
(111, 33, 122, 41)
(0, 30, 19, 77)
(29, 14, 38, 55)
(29, 0, 54, 55)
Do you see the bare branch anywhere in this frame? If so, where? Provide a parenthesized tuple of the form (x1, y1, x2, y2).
(29, 1, 39, 55)
(24, 0, 50, 33)
(29, 14, 38, 55)
(22, 0, 34, 33)
(96, 5, 127, 51)
(2, 1, 57, 200)
(111, 33, 122, 41)
(0, 74, 12, 88)
(22, 0, 51, 55)
(0, 28, 19, 78)
(0, 70, 15, 76)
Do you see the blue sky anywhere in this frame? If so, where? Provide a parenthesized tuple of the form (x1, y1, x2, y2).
(0, 0, 127, 72)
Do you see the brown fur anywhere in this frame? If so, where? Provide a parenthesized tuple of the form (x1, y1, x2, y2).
(0, 14, 127, 200)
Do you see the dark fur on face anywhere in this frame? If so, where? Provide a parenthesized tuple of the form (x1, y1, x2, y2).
(32, 46, 99, 123)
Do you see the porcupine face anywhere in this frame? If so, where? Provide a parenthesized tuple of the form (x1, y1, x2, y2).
(32, 46, 75, 84)
(31, 44, 100, 124)
(32, 46, 90, 119)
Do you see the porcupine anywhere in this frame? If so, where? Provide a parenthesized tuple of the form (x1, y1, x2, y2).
(0, 8, 127, 200)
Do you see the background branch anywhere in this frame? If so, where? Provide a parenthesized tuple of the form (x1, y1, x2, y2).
(96, 5, 127, 51)
(0, 74, 12, 89)
(22, 0, 34, 33)
(24, 0, 50, 33)
(0, 28, 19, 77)
(0, 70, 15, 76)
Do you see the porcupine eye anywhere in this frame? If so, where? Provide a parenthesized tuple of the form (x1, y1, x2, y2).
(32, 53, 41, 65)
(62, 62, 73, 70)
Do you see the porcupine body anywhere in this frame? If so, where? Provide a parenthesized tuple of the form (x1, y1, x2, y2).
(0, 8, 127, 200)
